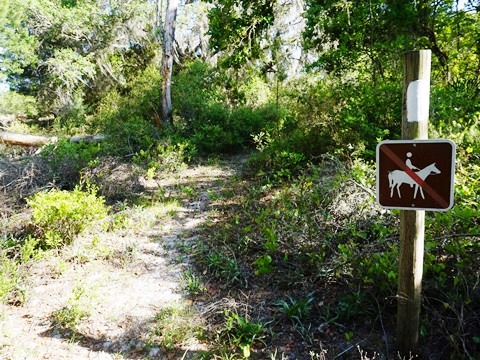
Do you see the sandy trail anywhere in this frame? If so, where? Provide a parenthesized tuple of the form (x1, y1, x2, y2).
(0, 158, 243, 359)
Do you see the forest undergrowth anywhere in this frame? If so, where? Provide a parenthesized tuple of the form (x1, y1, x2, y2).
(2, 1, 480, 357)
(1, 50, 479, 360)
(1, 136, 479, 359)
(185, 151, 480, 359)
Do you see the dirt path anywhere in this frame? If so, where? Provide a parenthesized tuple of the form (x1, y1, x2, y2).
(0, 156, 245, 359)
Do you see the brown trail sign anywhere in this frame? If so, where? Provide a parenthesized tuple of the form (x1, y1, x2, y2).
(376, 140, 456, 211)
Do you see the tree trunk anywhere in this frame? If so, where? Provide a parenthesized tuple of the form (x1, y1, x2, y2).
(161, 0, 179, 126)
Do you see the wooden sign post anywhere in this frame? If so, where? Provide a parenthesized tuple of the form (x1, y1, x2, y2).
(397, 50, 431, 354)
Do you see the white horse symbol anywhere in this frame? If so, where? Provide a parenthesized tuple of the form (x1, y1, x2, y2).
(388, 163, 441, 199)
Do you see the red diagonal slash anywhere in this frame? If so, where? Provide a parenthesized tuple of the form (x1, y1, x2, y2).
(381, 145, 449, 208)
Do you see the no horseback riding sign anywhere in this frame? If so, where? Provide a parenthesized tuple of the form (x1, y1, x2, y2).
(376, 140, 456, 211)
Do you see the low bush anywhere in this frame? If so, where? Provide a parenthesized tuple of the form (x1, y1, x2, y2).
(51, 283, 96, 331)
(247, 141, 308, 181)
(0, 235, 45, 304)
(148, 304, 204, 351)
(40, 139, 104, 187)
(92, 65, 162, 157)
(51, 91, 90, 136)
(181, 103, 283, 154)
(246, 77, 400, 179)
(276, 77, 400, 161)
(172, 60, 284, 154)
(27, 186, 108, 248)
(0, 252, 20, 303)
(133, 137, 197, 177)
(100, 114, 160, 157)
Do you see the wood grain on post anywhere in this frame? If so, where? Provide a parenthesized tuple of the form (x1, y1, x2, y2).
(397, 50, 431, 354)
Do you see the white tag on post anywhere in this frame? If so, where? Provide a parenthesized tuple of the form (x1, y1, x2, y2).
(407, 79, 430, 123)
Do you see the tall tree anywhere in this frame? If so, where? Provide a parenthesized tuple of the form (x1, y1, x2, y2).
(303, 0, 412, 81)
(303, 0, 479, 83)
(207, 0, 275, 69)
(160, 0, 179, 126)
(0, 0, 154, 117)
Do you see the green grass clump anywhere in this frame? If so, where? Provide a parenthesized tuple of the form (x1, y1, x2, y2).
(220, 310, 265, 358)
(148, 304, 204, 351)
(51, 283, 96, 330)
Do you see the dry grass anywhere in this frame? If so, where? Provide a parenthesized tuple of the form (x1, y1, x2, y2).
(81, 157, 145, 202)
(0, 156, 54, 200)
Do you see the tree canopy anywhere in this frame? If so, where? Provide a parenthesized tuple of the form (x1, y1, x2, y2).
(207, 0, 275, 68)
(1, 0, 155, 116)
(302, 0, 479, 82)
(1, 0, 478, 120)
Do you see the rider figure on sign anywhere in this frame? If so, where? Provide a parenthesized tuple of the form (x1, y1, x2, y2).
(406, 152, 419, 188)
(406, 152, 420, 170)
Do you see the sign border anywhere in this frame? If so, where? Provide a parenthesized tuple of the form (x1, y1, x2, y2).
(376, 139, 456, 211)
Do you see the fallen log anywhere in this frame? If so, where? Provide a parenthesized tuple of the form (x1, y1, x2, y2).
(69, 134, 105, 143)
(0, 131, 57, 146)
(0, 131, 104, 147)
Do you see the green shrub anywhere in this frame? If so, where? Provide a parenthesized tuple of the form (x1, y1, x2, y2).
(358, 247, 398, 293)
(185, 103, 282, 154)
(101, 115, 160, 156)
(92, 65, 162, 157)
(191, 123, 233, 154)
(0, 235, 46, 304)
(254, 254, 273, 275)
(172, 60, 283, 154)
(149, 304, 204, 351)
(279, 77, 400, 160)
(275, 295, 314, 323)
(431, 77, 480, 133)
(172, 60, 226, 124)
(133, 138, 196, 176)
(27, 186, 108, 248)
(246, 77, 401, 177)
(0, 91, 38, 117)
(181, 270, 205, 296)
(94, 65, 161, 123)
(0, 253, 20, 303)
(333, 81, 400, 157)
(247, 144, 307, 182)
(51, 91, 90, 135)
(51, 283, 95, 330)
(40, 139, 104, 186)
(206, 250, 241, 284)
